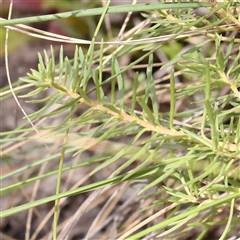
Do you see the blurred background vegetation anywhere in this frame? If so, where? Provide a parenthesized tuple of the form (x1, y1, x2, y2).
(1, 1, 240, 240)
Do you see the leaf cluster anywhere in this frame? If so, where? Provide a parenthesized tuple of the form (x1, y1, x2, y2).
(1, 1, 240, 239)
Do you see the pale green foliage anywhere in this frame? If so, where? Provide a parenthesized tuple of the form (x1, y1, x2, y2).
(1, 1, 240, 239)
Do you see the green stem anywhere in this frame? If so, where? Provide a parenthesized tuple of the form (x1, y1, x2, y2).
(1, 3, 215, 27)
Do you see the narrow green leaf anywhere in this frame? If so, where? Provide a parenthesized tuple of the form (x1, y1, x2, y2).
(137, 97, 156, 125)
(169, 70, 175, 130)
(205, 62, 218, 149)
(148, 54, 159, 124)
(71, 45, 80, 92)
(114, 58, 124, 109)
(181, 128, 212, 148)
(59, 45, 64, 85)
(96, 39, 105, 102)
(77, 87, 92, 104)
(131, 72, 139, 115)
(19, 87, 44, 98)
